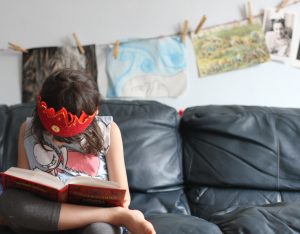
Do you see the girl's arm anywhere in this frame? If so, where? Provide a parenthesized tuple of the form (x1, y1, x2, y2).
(17, 122, 30, 169)
(58, 122, 156, 233)
(106, 121, 131, 208)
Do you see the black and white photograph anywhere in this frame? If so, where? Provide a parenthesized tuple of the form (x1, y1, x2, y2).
(263, 8, 297, 61)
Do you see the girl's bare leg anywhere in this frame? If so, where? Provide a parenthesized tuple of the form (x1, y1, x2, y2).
(59, 203, 155, 234)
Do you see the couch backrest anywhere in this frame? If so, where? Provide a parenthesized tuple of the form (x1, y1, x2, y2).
(0, 100, 185, 197)
(0, 100, 189, 215)
(100, 100, 183, 193)
(181, 105, 300, 190)
(181, 105, 300, 218)
(100, 100, 189, 215)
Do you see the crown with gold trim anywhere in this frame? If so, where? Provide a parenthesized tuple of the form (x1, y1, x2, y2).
(37, 96, 97, 137)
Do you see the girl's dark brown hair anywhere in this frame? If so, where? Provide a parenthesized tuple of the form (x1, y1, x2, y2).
(32, 69, 103, 154)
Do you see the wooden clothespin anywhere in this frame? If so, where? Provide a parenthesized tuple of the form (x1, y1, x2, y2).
(113, 40, 120, 59)
(276, 0, 289, 12)
(72, 33, 85, 54)
(181, 20, 189, 43)
(194, 15, 207, 35)
(8, 42, 28, 53)
(247, 0, 253, 24)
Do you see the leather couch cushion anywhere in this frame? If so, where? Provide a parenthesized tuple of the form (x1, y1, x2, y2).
(210, 202, 300, 234)
(101, 100, 183, 192)
(188, 186, 300, 220)
(187, 186, 283, 220)
(130, 189, 190, 216)
(181, 105, 300, 190)
(147, 213, 222, 234)
(0, 105, 9, 171)
(2, 103, 34, 171)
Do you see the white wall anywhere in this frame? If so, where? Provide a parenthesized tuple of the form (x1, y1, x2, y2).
(1, 0, 300, 109)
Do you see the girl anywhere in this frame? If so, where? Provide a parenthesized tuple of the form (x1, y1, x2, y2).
(0, 69, 155, 234)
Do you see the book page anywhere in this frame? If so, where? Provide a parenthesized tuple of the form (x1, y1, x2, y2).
(4, 167, 65, 189)
(67, 176, 120, 189)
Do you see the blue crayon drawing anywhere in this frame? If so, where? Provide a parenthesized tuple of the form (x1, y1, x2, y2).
(106, 36, 187, 97)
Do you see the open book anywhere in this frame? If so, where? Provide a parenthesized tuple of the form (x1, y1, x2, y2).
(1, 167, 126, 207)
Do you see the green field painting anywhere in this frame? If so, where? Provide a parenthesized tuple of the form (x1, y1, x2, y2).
(193, 19, 270, 77)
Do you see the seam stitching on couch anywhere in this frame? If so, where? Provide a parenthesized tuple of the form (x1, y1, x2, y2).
(271, 109, 280, 190)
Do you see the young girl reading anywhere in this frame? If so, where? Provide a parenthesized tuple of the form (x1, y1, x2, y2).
(0, 69, 156, 234)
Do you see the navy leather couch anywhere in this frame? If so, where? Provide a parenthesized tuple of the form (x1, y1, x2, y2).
(1, 100, 300, 233)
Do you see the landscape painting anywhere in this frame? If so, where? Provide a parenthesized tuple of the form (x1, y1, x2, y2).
(192, 19, 270, 77)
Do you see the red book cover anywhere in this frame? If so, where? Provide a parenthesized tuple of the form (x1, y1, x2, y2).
(1, 167, 125, 207)
(68, 184, 126, 207)
(1, 173, 63, 201)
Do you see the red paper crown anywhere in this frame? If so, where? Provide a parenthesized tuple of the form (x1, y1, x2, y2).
(37, 96, 97, 137)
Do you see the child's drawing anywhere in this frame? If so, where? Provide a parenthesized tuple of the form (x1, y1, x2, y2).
(105, 36, 187, 97)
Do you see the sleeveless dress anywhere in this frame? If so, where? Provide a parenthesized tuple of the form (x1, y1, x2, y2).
(24, 116, 113, 184)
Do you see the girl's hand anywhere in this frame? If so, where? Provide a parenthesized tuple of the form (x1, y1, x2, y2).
(122, 198, 130, 209)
